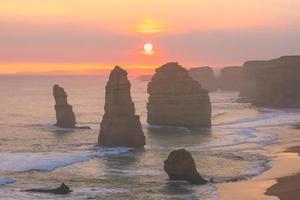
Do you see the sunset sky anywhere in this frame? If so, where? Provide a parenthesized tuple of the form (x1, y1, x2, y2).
(1, 0, 300, 74)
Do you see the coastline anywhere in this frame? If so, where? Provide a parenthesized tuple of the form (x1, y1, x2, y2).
(218, 126, 300, 200)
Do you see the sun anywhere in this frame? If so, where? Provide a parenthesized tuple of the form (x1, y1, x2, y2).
(143, 43, 154, 55)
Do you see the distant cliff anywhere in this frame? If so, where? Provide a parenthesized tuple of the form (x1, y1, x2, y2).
(218, 66, 242, 91)
(239, 56, 300, 108)
(188, 67, 218, 92)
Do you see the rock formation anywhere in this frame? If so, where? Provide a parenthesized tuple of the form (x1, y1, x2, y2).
(98, 66, 145, 148)
(164, 149, 208, 184)
(53, 85, 76, 128)
(239, 56, 300, 107)
(147, 62, 211, 129)
(23, 182, 72, 194)
(218, 66, 242, 91)
(189, 66, 218, 92)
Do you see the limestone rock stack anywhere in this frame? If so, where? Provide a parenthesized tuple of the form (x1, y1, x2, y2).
(189, 66, 218, 92)
(98, 66, 145, 148)
(164, 149, 208, 184)
(218, 66, 242, 91)
(53, 85, 76, 128)
(239, 56, 300, 107)
(147, 62, 211, 129)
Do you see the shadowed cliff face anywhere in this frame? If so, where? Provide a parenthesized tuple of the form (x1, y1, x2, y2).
(147, 62, 211, 129)
(188, 66, 218, 92)
(53, 85, 76, 128)
(98, 66, 145, 148)
(239, 56, 300, 108)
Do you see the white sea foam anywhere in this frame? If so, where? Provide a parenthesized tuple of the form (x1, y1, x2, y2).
(0, 147, 131, 172)
(0, 177, 16, 186)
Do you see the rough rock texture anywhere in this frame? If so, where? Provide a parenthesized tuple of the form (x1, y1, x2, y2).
(53, 85, 76, 128)
(164, 149, 208, 184)
(23, 182, 72, 194)
(189, 66, 218, 92)
(147, 62, 211, 129)
(218, 66, 242, 91)
(239, 56, 300, 107)
(98, 66, 145, 148)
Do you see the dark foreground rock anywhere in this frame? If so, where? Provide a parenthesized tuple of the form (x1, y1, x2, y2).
(147, 62, 211, 129)
(164, 149, 208, 184)
(239, 56, 300, 107)
(23, 182, 72, 194)
(189, 66, 218, 92)
(218, 66, 242, 91)
(98, 66, 145, 148)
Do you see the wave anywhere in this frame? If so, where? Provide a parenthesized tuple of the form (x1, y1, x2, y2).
(0, 177, 16, 186)
(0, 147, 131, 173)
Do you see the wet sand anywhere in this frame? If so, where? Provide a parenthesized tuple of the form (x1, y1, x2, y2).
(265, 146, 300, 200)
(218, 126, 300, 200)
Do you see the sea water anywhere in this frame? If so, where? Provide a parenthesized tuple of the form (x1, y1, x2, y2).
(0, 75, 300, 199)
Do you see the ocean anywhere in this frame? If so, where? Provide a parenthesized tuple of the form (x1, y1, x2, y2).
(0, 75, 300, 200)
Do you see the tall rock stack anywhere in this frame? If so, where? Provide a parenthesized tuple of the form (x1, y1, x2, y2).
(147, 62, 211, 129)
(188, 66, 218, 92)
(98, 66, 145, 148)
(53, 85, 76, 128)
(218, 66, 242, 91)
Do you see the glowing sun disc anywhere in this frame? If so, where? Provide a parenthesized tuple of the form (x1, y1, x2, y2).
(144, 43, 153, 53)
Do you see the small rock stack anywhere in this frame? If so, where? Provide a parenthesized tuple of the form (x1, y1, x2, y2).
(147, 62, 211, 129)
(53, 85, 76, 128)
(189, 66, 218, 92)
(98, 66, 145, 148)
(164, 149, 207, 184)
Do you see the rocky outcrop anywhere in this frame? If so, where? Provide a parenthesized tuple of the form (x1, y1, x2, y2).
(164, 149, 208, 184)
(218, 66, 242, 91)
(189, 66, 218, 92)
(98, 66, 145, 148)
(53, 85, 76, 128)
(147, 62, 211, 129)
(23, 182, 72, 194)
(239, 56, 300, 107)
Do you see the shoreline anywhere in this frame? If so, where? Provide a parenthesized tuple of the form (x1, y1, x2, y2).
(218, 126, 300, 200)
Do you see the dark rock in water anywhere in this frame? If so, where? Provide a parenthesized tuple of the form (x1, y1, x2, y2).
(164, 149, 208, 185)
(218, 66, 242, 91)
(23, 182, 72, 194)
(53, 85, 76, 128)
(98, 66, 145, 148)
(239, 56, 300, 108)
(53, 85, 91, 129)
(189, 66, 218, 92)
(147, 62, 211, 129)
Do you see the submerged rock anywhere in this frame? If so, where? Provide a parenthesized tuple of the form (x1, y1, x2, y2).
(53, 85, 76, 128)
(218, 66, 242, 91)
(147, 62, 211, 129)
(189, 66, 218, 92)
(23, 182, 72, 194)
(164, 149, 208, 184)
(98, 66, 145, 148)
(239, 56, 300, 107)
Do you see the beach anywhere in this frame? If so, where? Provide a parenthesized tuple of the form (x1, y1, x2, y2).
(218, 126, 300, 200)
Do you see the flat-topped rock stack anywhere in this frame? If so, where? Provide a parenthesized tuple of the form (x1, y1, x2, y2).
(189, 66, 218, 92)
(239, 56, 300, 107)
(98, 66, 145, 148)
(53, 85, 76, 128)
(218, 66, 242, 91)
(147, 62, 211, 129)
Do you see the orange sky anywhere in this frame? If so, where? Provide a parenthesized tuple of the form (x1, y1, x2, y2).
(1, 0, 300, 74)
